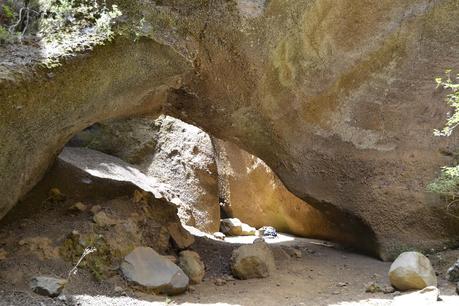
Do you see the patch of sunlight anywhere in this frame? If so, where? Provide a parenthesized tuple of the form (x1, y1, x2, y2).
(185, 225, 296, 245)
(222, 233, 295, 244)
(329, 298, 391, 306)
(329, 294, 459, 306)
(70, 295, 240, 306)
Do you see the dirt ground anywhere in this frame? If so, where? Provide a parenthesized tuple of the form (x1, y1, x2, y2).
(0, 193, 458, 306)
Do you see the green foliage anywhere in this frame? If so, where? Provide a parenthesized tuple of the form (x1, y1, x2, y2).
(427, 165, 459, 198)
(428, 71, 459, 213)
(2, 4, 14, 19)
(60, 231, 114, 282)
(434, 70, 459, 137)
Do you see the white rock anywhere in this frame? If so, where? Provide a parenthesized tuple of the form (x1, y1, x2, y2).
(389, 251, 437, 291)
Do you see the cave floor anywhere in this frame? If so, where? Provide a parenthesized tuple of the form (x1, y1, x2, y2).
(0, 195, 458, 306)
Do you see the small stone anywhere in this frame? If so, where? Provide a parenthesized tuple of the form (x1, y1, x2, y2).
(214, 278, 226, 286)
(382, 285, 396, 294)
(90, 205, 102, 214)
(68, 202, 87, 213)
(389, 252, 437, 291)
(446, 259, 459, 282)
(48, 188, 66, 203)
(0, 248, 7, 260)
(93, 211, 118, 227)
(231, 241, 275, 279)
(253, 238, 265, 244)
(282, 246, 302, 258)
(222, 274, 235, 281)
(167, 223, 195, 249)
(365, 282, 382, 293)
(114, 286, 124, 294)
(337, 282, 348, 287)
(178, 251, 205, 284)
(213, 232, 226, 240)
(163, 255, 178, 264)
(30, 276, 67, 297)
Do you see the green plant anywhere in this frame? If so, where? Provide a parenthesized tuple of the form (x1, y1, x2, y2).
(434, 70, 459, 137)
(428, 70, 459, 216)
(2, 4, 14, 19)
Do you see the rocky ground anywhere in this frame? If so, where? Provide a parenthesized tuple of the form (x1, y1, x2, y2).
(0, 189, 458, 306)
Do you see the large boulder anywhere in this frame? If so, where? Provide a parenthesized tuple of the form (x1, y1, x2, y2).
(389, 252, 437, 291)
(70, 115, 220, 233)
(231, 241, 276, 279)
(120, 247, 189, 295)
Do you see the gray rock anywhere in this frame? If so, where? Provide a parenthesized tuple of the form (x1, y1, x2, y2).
(178, 250, 205, 284)
(389, 252, 437, 291)
(30, 276, 67, 297)
(231, 241, 275, 279)
(120, 247, 189, 295)
(447, 259, 459, 282)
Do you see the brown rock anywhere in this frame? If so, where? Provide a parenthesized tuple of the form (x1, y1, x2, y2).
(220, 218, 256, 236)
(93, 211, 118, 227)
(231, 242, 276, 279)
(167, 223, 195, 249)
(68, 202, 87, 213)
(178, 250, 205, 284)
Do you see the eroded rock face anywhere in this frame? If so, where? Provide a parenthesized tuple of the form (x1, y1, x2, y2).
(1, 0, 459, 259)
(0, 37, 191, 221)
(214, 140, 355, 244)
(161, 0, 459, 259)
(70, 115, 220, 233)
